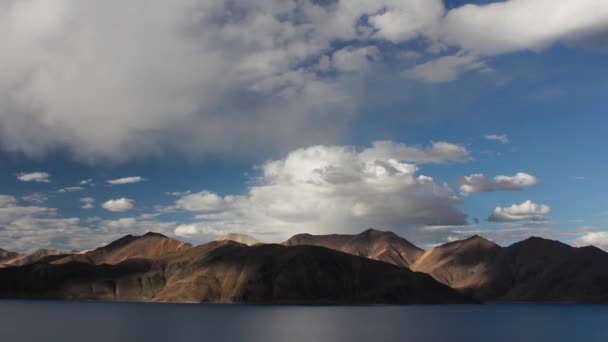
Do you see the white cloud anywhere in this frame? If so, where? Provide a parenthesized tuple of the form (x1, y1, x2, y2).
(330, 46, 382, 72)
(107, 176, 144, 185)
(16, 172, 50, 183)
(174, 224, 200, 237)
(57, 186, 85, 193)
(173, 191, 226, 212)
(368, 0, 445, 42)
(443, 0, 608, 56)
(80, 179, 94, 186)
(101, 198, 134, 212)
(0, 195, 18, 208)
(0, 0, 449, 161)
(360, 140, 471, 164)
(21, 193, 48, 204)
(403, 52, 490, 83)
(80, 197, 95, 209)
(169, 141, 467, 241)
(488, 200, 551, 222)
(166, 190, 191, 197)
(460, 172, 539, 194)
(484, 134, 510, 144)
(573, 232, 608, 251)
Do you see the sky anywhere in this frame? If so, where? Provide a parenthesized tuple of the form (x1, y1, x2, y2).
(1, 0, 608, 252)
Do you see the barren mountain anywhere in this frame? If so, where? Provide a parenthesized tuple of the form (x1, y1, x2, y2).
(284, 228, 424, 268)
(7, 249, 72, 267)
(412, 236, 608, 302)
(52, 232, 192, 265)
(0, 248, 22, 267)
(0, 238, 472, 304)
(215, 233, 261, 246)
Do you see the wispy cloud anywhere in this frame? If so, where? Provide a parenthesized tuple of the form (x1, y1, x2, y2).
(107, 176, 144, 185)
(484, 134, 510, 144)
(17, 172, 51, 183)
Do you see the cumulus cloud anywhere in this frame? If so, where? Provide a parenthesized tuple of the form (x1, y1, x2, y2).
(443, 0, 608, 56)
(0, 0, 451, 161)
(484, 134, 510, 144)
(488, 200, 551, 222)
(460, 172, 539, 194)
(574, 232, 608, 251)
(405, 0, 608, 83)
(101, 198, 134, 212)
(80, 197, 95, 209)
(167, 141, 468, 240)
(107, 176, 144, 185)
(16, 172, 51, 183)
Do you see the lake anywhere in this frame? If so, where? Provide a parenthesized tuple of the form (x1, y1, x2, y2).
(1, 301, 607, 341)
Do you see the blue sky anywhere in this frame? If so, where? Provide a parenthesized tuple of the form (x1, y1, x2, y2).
(1, 0, 607, 251)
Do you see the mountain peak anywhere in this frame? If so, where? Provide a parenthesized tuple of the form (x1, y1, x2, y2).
(143, 232, 169, 238)
(215, 233, 262, 246)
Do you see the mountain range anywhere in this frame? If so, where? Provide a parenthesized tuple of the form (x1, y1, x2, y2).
(1, 229, 607, 304)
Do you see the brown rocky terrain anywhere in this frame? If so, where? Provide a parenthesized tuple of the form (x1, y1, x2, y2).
(51, 232, 192, 265)
(5, 248, 71, 267)
(0, 248, 22, 268)
(2, 230, 608, 303)
(284, 228, 424, 268)
(284, 230, 608, 303)
(0, 237, 472, 304)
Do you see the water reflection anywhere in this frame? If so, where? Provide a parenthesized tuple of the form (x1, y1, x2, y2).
(1, 301, 608, 342)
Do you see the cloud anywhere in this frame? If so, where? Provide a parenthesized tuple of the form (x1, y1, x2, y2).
(173, 191, 226, 212)
(488, 200, 551, 222)
(573, 232, 608, 251)
(21, 193, 48, 204)
(359, 140, 471, 164)
(166, 190, 192, 197)
(328, 46, 382, 72)
(403, 52, 490, 83)
(17, 172, 51, 183)
(57, 186, 85, 193)
(460, 172, 539, 194)
(167, 141, 468, 240)
(443, 0, 608, 56)
(80, 179, 94, 186)
(0, 0, 449, 161)
(80, 197, 95, 209)
(484, 134, 510, 144)
(405, 1, 608, 83)
(0, 195, 18, 208)
(107, 176, 145, 185)
(101, 198, 134, 212)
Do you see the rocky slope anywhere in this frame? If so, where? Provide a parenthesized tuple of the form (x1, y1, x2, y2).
(51, 232, 192, 265)
(0, 248, 22, 268)
(0, 239, 472, 304)
(284, 228, 424, 268)
(411, 236, 608, 302)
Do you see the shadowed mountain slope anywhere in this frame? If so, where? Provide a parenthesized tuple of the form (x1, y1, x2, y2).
(284, 228, 424, 268)
(0, 239, 472, 304)
(412, 236, 608, 303)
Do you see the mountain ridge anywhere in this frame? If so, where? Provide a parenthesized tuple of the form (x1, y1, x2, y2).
(2, 230, 608, 303)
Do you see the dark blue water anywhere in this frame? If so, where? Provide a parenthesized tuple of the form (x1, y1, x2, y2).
(1, 301, 607, 342)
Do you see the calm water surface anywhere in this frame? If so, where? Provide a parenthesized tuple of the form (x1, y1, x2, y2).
(1, 300, 607, 342)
